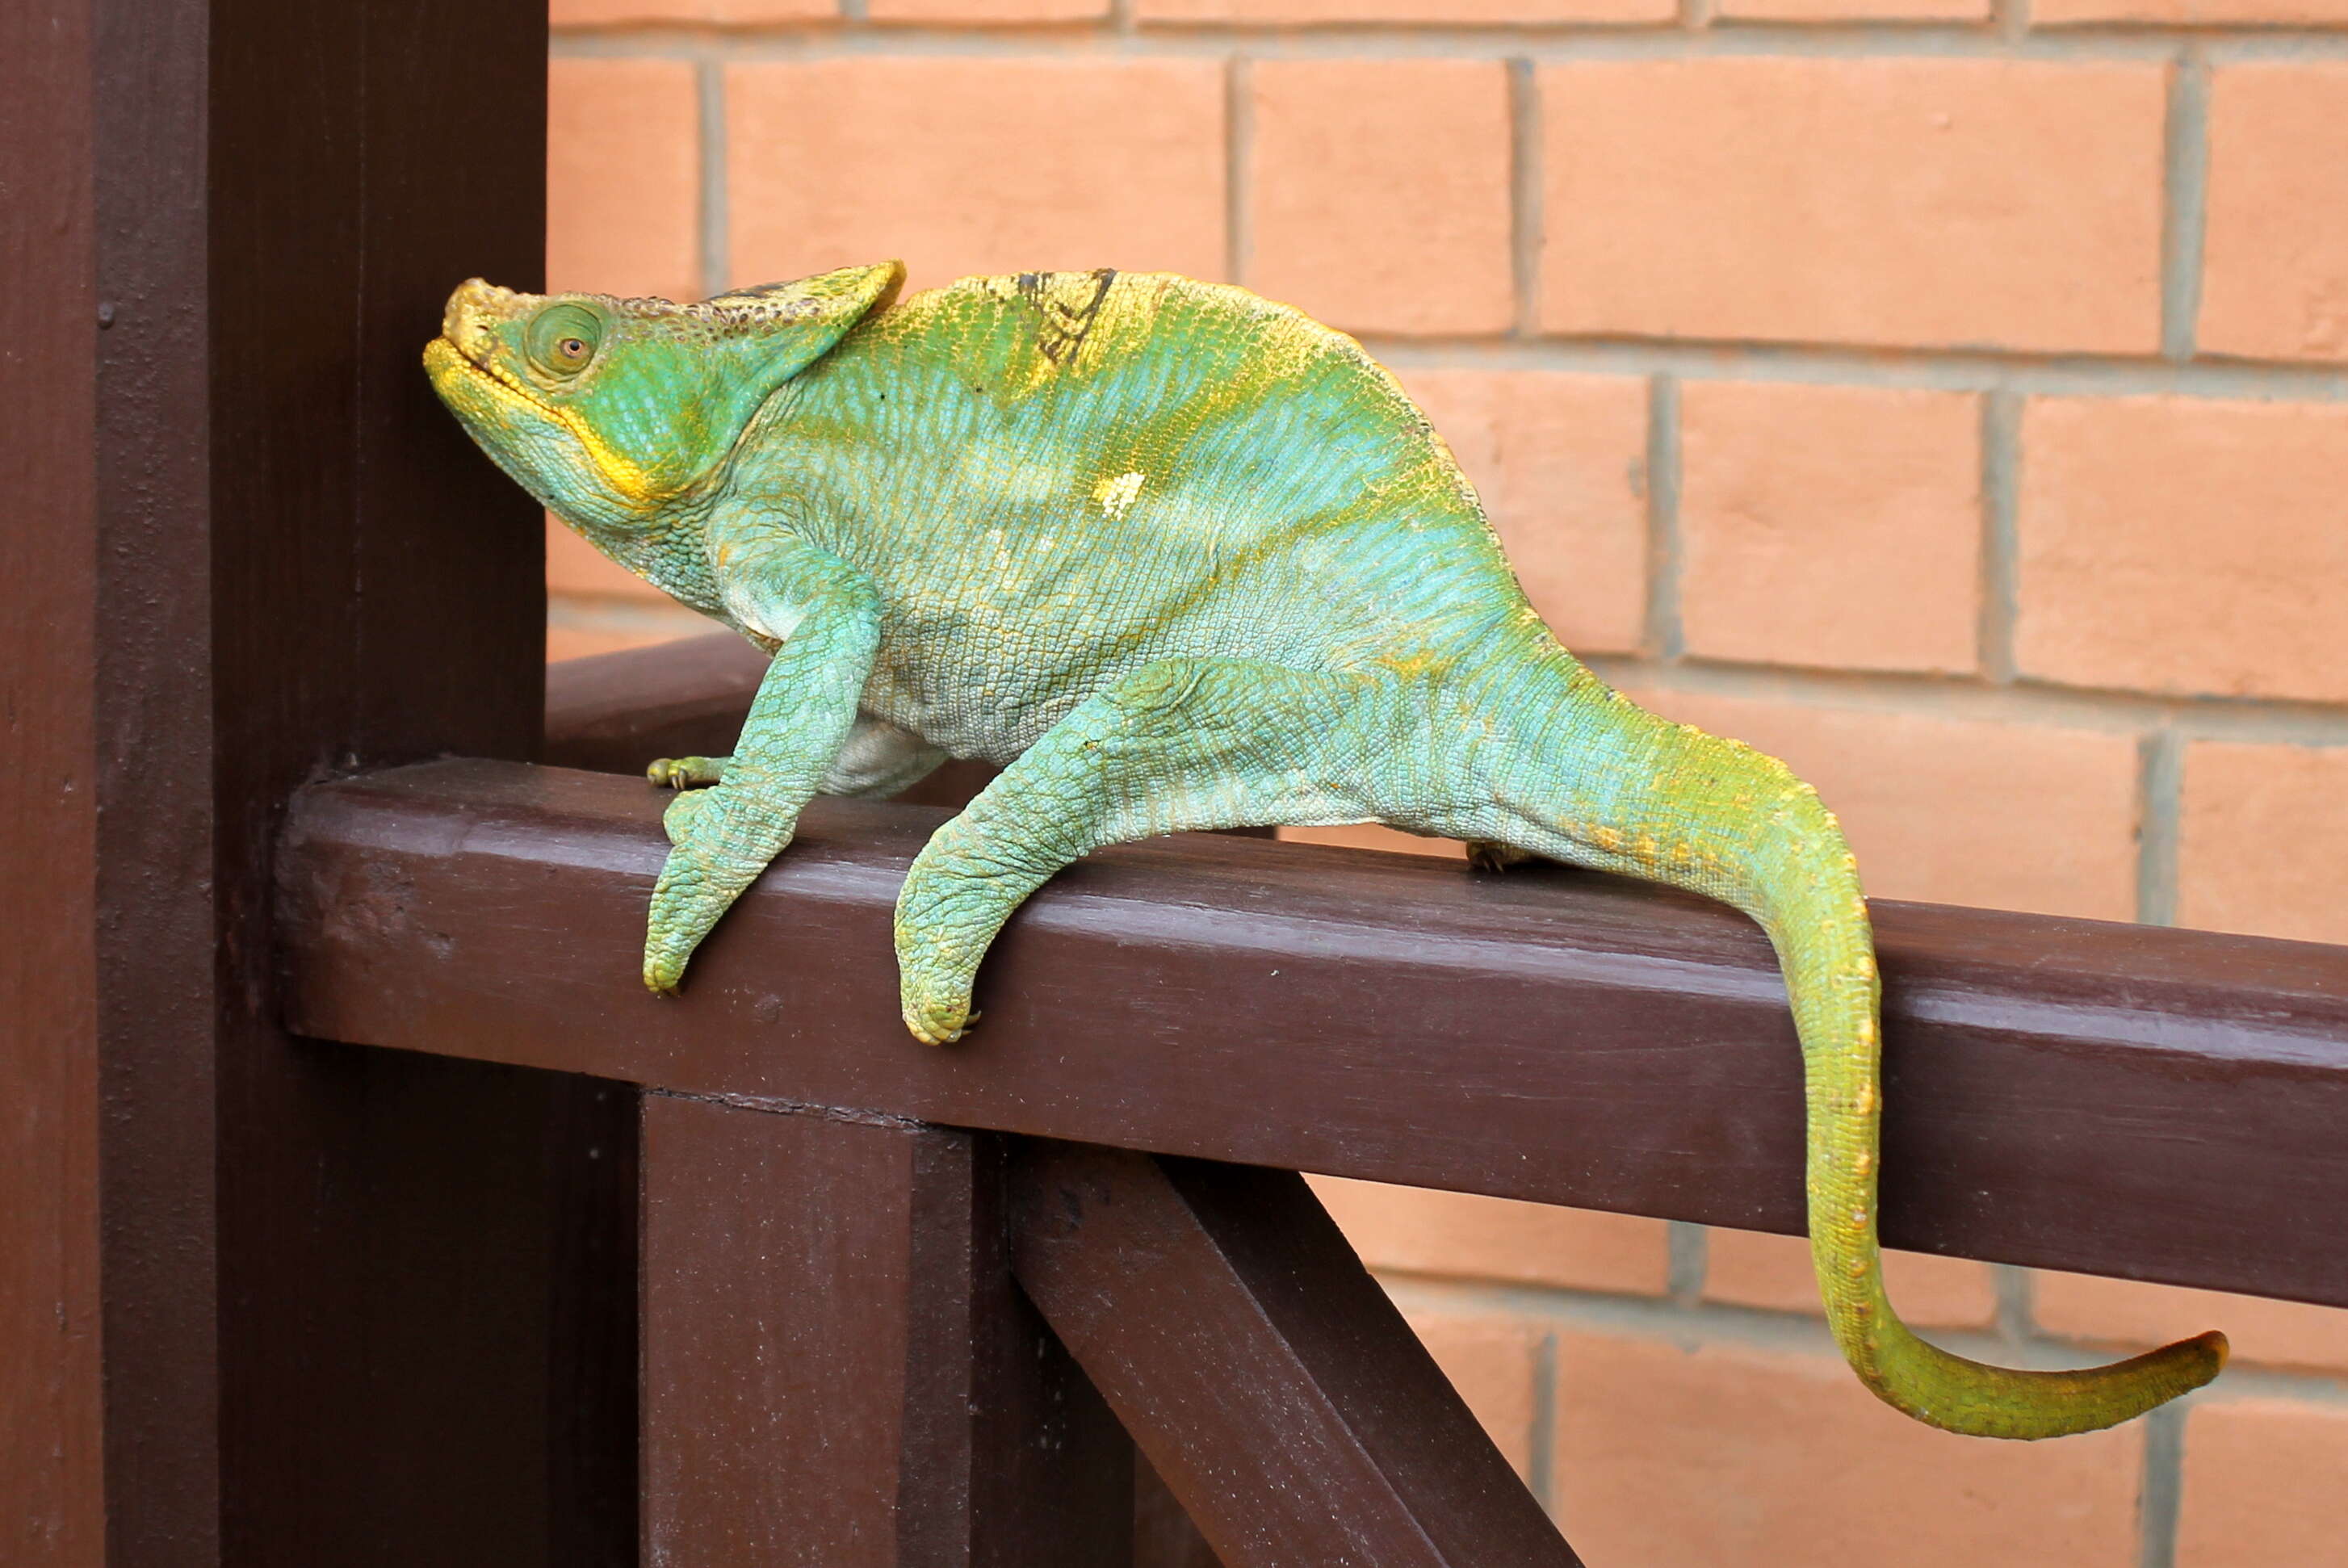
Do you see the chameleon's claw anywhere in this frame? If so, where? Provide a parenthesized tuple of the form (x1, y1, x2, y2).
(1465, 839, 1534, 872)
(648, 755, 726, 790)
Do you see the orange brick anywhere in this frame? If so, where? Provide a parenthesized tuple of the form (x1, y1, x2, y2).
(1404, 1313, 1541, 1479)
(2178, 742, 2348, 946)
(1617, 688, 2140, 920)
(2040, 0, 2348, 19)
(1679, 382, 1980, 674)
(2016, 397, 2348, 702)
(1705, 1229, 1998, 1331)
(1279, 824, 1465, 858)
(727, 60, 1223, 298)
(1248, 61, 1513, 337)
(1310, 1176, 1670, 1297)
(1394, 369, 1648, 655)
(2035, 1270, 2348, 1375)
(1538, 60, 2165, 354)
(1552, 1331, 2142, 1566)
(2203, 65, 2348, 363)
(547, 59, 702, 304)
(1717, 0, 1983, 19)
(1143, 0, 1669, 23)
(870, 0, 1105, 19)
(547, 516, 665, 602)
(2176, 1399, 2348, 1568)
(553, 0, 831, 20)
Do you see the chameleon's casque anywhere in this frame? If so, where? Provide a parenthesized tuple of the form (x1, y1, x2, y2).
(427, 261, 2225, 1440)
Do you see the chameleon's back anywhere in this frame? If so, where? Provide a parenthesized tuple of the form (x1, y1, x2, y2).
(769, 270, 1545, 711)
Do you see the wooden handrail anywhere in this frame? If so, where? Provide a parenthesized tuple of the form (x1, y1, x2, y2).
(258, 636, 2348, 1563)
(279, 747, 2348, 1309)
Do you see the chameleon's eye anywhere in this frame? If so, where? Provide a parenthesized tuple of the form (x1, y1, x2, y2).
(526, 304, 604, 378)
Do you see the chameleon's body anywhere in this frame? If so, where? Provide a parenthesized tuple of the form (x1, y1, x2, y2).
(427, 260, 2224, 1440)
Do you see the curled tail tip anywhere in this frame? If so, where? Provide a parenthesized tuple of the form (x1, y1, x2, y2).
(1868, 1323, 2229, 1440)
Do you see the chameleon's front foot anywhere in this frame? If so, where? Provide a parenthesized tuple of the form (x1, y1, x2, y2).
(641, 786, 783, 996)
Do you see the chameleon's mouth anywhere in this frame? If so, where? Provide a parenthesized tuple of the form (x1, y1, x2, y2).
(425, 335, 560, 420)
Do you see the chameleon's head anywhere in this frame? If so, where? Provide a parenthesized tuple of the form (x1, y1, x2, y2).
(424, 260, 904, 526)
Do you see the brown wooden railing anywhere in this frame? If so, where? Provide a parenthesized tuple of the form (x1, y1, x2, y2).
(270, 634, 2348, 1565)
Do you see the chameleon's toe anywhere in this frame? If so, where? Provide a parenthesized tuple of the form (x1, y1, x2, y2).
(644, 947, 687, 996)
(1465, 839, 1534, 872)
(648, 755, 726, 790)
(901, 990, 977, 1046)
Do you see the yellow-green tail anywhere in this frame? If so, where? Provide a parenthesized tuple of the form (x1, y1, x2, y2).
(1751, 779, 2226, 1437)
(1494, 678, 2227, 1437)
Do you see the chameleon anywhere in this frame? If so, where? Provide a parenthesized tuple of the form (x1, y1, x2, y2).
(426, 258, 2226, 1440)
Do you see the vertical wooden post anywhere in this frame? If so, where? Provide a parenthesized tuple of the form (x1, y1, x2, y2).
(641, 1099, 1132, 1567)
(2, 2, 103, 1562)
(2, 1, 627, 1562)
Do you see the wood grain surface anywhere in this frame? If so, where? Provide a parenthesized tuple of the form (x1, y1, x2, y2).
(1009, 1142, 1580, 1567)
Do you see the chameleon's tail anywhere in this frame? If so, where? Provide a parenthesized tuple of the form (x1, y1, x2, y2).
(1480, 665, 2226, 1438)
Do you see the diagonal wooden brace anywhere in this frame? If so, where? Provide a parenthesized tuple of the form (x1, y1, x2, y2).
(1007, 1140, 1583, 1568)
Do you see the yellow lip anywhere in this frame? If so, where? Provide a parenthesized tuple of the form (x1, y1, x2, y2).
(422, 337, 656, 503)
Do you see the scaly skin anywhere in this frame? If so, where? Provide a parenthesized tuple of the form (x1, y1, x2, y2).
(426, 261, 2225, 1439)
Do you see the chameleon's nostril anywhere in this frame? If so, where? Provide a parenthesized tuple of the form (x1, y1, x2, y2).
(442, 279, 520, 352)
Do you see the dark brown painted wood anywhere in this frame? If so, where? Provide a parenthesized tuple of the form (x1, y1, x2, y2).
(641, 1099, 1130, 1566)
(548, 1075, 642, 1568)
(279, 758, 2348, 1308)
(24, 1, 595, 1562)
(2, 1, 103, 1559)
(1135, 1460, 1227, 1568)
(1010, 1142, 1579, 1568)
(202, 0, 569, 1555)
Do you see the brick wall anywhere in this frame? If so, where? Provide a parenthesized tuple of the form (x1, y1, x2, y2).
(540, 4, 2348, 1558)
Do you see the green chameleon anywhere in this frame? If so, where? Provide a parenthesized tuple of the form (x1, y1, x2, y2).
(426, 259, 2225, 1440)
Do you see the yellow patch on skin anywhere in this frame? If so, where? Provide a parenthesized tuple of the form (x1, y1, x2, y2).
(1093, 471, 1146, 520)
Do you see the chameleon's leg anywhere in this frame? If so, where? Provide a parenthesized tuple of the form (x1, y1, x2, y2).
(893, 657, 1377, 1044)
(648, 755, 729, 790)
(644, 533, 881, 994)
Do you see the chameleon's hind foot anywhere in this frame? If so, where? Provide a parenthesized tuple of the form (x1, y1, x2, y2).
(1465, 839, 1535, 871)
(896, 926, 987, 1044)
(647, 754, 729, 790)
